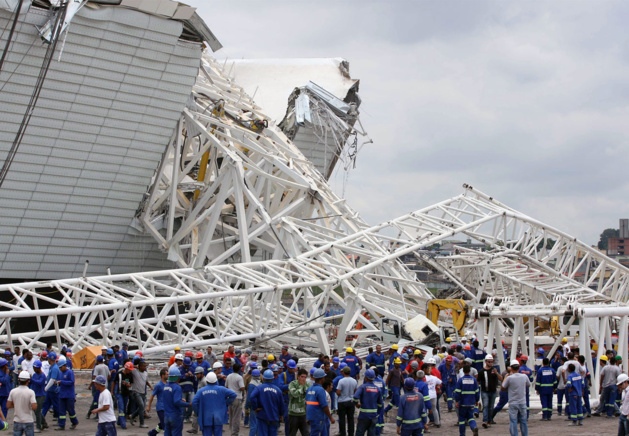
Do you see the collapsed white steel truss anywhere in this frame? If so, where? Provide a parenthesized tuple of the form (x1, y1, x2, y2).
(3, 50, 629, 367)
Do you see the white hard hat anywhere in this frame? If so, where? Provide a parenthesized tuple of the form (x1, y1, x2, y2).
(618, 374, 629, 385)
(205, 372, 218, 384)
(427, 358, 436, 365)
(510, 359, 520, 367)
(484, 354, 494, 361)
(461, 337, 468, 341)
(18, 370, 30, 380)
(212, 361, 223, 369)
(175, 354, 183, 360)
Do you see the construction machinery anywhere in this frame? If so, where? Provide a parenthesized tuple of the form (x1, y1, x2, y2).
(426, 299, 468, 336)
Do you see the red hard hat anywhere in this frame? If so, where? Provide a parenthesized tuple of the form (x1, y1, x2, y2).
(66, 352, 72, 357)
(520, 355, 528, 361)
(41, 351, 47, 358)
(185, 351, 194, 357)
(124, 362, 134, 370)
(464, 345, 471, 350)
(135, 351, 143, 357)
(445, 356, 453, 361)
(196, 352, 203, 359)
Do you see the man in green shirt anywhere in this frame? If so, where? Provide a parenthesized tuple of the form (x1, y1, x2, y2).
(288, 369, 309, 436)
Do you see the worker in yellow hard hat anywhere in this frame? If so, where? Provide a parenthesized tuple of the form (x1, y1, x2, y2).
(600, 355, 608, 362)
(384, 356, 403, 415)
(267, 353, 275, 363)
(445, 337, 452, 343)
(346, 347, 353, 353)
(168, 346, 182, 366)
(388, 344, 401, 371)
(341, 347, 360, 379)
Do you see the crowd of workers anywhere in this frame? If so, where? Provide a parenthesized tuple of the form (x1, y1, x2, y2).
(0, 336, 628, 436)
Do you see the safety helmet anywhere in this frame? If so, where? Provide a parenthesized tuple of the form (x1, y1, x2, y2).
(168, 367, 180, 378)
(309, 368, 317, 375)
(313, 368, 326, 379)
(391, 344, 399, 350)
(346, 347, 353, 353)
(57, 357, 67, 366)
(136, 351, 143, 357)
(561, 338, 567, 343)
(537, 348, 544, 355)
(249, 362, 258, 368)
(464, 345, 471, 350)
(277, 362, 284, 368)
(393, 358, 402, 364)
(401, 353, 408, 360)
(267, 354, 275, 361)
(287, 359, 297, 369)
(196, 352, 204, 359)
(66, 352, 72, 357)
(213, 361, 223, 369)
(618, 374, 629, 385)
(414, 349, 421, 355)
(445, 337, 452, 343)
(461, 337, 468, 342)
(426, 358, 436, 365)
(510, 359, 520, 367)
(332, 357, 340, 363)
(18, 370, 30, 380)
(48, 352, 57, 360)
(271, 364, 279, 372)
(484, 355, 494, 361)
(106, 348, 113, 355)
(616, 355, 623, 361)
(185, 351, 194, 358)
(174, 346, 181, 351)
(252, 369, 261, 377)
(33, 360, 42, 368)
(464, 357, 473, 364)
(195, 366, 205, 374)
(263, 369, 274, 380)
(0, 359, 7, 367)
(339, 362, 348, 369)
(183, 357, 192, 366)
(206, 372, 218, 384)
(175, 354, 183, 360)
(600, 355, 609, 361)
(364, 369, 375, 380)
(520, 355, 528, 361)
(101, 346, 108, 351)
(41, 351, 48, 358)
(410, 361, 419, 369)
(124, 362, 134, 370)
(404, 378, 415, 390)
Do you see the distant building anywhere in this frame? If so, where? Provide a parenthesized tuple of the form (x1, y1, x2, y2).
(608, 219, 629, 256)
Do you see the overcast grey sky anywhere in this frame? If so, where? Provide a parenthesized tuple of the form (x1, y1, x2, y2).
(188, 1, 629, 245)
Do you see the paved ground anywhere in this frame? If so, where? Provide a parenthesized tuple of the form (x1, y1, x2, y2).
(5, 371, 618, 436)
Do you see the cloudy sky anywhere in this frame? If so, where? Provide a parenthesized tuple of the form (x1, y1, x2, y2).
(188, 1, 629, 246)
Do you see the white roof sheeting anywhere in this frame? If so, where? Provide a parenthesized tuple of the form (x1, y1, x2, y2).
(223, 58, 358, 122)
(0, 4, 202, 279)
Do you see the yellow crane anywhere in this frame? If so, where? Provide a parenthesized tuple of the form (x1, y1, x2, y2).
(426, 299, 468, 336)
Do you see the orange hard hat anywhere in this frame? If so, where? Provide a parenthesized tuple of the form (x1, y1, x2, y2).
(124, 362, 134, 370)
(196, 352, 204, 359)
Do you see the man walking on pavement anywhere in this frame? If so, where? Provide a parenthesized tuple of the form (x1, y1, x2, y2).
(454, 365, 479, 436)
(225, 363, 245, 436)
(191, 372, 236, 436)
(30, 361, 46, 433)
(56, 357, 78, 431)
(337, 366, 358, 436)
(502, 359, 530, 436)
(7, 371, 37, 436)
(130, 360, 151, 428)
(479, 354, 502, 429)
(90, 375, 117, 436)
(396, 378, 427, 436)
(162, 367, 189, 436)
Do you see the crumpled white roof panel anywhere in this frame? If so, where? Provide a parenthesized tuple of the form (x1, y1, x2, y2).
(223, 58, 358, 122)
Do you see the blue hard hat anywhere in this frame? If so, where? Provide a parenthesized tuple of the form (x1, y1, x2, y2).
(365, 369, 375, 379)
(96, 355, 104, 362)
(183, 357, 192, 366)
(93, 375, 108, 385)
(404, 378, 416, 390)
(537, 348, 545, 354)
(271, 364, 279, 371)
(277, 362, 284, 368)
(33, 360, 42, 368)
(339, 362, 347, 369)
(3, 350, 10, 356)
(106, 348, 114, 355)
(309, 367, 316, 375)
(402, 353, 409, 360)
(48, 352, 57, 360)
(332, 357, 340, 363)
(57, 357, 67, 366)
(249, 362, 258, 368)
(252, 369, 261, 377)
(287, 359, 297, 369)
(263, 369, 274, 380)
(168, 367, 181, 377)
(313, 368, 326, 379)
(0, 358, 7, 367)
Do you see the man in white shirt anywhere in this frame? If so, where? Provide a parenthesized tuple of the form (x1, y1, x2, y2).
(225, 364, 245, 436)
(425, 371, 442, 427)
(7, 371, 37, 436)
(561, 338, 571, 357)
(21, 351, 34, 376)
(91, 375, 117, 436)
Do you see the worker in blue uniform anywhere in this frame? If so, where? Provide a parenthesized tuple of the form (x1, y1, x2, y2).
(518, 355, 534, 418)
(57, 357, 79, 430)
(365, 345, 386, 377)
(577, 355, 592, 418)
(0, 358, 12, 418)
(180, 357, 195, 422)
(192, 353, 210, 377)
(306, 369, 335, 436)
(412, 371, 432, 415)
(147, 368, 168, 436)
(535, 358, 557, 421)
(342, 348, 361, 379)
(353, 369, 383, 436)
(370, 366, 388, 436)
(191, 371, 236, 436)
(437, 356, 457, 412)
(470, 341, 485, 373)
(565, 363, 583, 426)
(41, 352, 59, 426)
(453, 365, 480, 436)
(162, 367, 189, 436)
(248, 370, 285, 436)
(396, 378, 427, 436)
